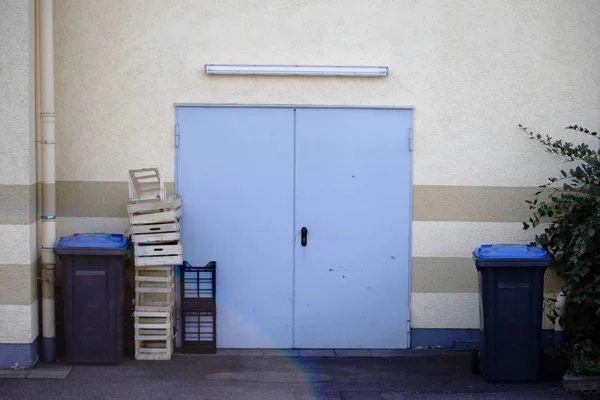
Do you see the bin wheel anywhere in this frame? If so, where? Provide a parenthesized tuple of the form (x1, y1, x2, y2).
(470, 349, 481, 374)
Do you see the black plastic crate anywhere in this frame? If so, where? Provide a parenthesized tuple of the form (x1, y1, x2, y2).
(180, 309, 216, 354)
(179, 261, 216, 354)
(180, 261, 216, 310)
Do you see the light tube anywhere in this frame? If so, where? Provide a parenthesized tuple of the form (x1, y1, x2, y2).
(204, 64, 388, 77)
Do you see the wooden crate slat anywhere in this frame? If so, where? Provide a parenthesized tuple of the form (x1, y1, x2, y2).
(136, 335, 170, 341)
(135, 305, 174, 312)
(134, 243, 181, 257)
(135, 277, 173, 286)
(138, 348, 170, 354)
(130, 222, 179, 235)
(135, 276, 172, 283)
(137, 182, 161, 189)
(129, 209, 180, 225)
(135, 267, 173, 276)
(135, 305, 173, 312)
(136, 332, 171, 339)
(135, 353, 171, 360)
(135, 289, 174, 299)
(135, 323, 170, 329)
(136, 286, 174, 297)
(133, 174, 158, 180)
(135, 277, 174, 287)
(136, 267, 175, 272)
(127, 195, 181, 215)
(135, 265, 174, 272)
(135, 268, 173, 282)
(134, 255, 182, 267)
(134, 310, 172, 318)
(132, 232, 180, 244)
(135, 330, 172, 338)
(136, 328, 171, 336)
(138, 341, 170, 350)
(135, 286, 174, 294)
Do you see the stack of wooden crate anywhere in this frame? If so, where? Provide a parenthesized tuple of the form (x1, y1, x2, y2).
(127, 190, 183, 361)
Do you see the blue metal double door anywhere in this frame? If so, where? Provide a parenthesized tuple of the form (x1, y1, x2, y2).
(177, 106, 412, 349)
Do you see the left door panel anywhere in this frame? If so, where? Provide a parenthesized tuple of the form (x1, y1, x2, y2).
(176, 106, 295, 348)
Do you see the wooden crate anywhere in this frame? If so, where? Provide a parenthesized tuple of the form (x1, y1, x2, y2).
(134, 242, 183, 267)
(135, 267, 175, 311)
(128, 195, 182, 226)
(134, 310, 174, 360)
(128, 168, 166, 203)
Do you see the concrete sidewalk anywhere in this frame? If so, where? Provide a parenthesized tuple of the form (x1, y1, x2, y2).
(0, 350, 574, 400)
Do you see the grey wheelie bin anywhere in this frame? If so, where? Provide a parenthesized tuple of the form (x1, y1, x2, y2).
(471, 244, 551, 382)
(54, 233, 129, 364)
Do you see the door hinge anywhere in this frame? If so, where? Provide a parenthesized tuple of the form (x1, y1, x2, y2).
(408, 127, 413, 151)
(175, 124, 180, 148)
(406, 308, 411, 328)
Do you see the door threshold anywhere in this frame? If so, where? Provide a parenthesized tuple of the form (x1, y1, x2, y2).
(174, 348, 438, 357)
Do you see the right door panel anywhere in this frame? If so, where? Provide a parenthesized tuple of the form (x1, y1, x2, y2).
(294, 108, 412, 349)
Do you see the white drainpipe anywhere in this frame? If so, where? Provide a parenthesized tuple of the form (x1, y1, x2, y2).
(39, 0, 57, 362)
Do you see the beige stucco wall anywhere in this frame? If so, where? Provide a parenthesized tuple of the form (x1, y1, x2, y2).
(50, 0, 600, 332)
(53, 0, 600, 183)
(0, 0, 39, 346)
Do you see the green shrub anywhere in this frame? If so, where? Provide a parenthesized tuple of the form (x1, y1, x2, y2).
(521, 124, 600, 374)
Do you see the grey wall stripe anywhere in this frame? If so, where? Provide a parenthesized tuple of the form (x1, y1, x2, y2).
(56, 181, 175, 218)
(411, 257, 563, 293)
(412, 185, 549, 222)
(0, 261, 38, 305)
(0, 184, 36, 224)
(1, 182, 548, 223)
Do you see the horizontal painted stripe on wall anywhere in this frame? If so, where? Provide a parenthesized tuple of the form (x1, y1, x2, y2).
(413, 185, 550, 222)
(57, 181, 175, 218)
(0, 184, 36, 224)
(56, 217, 129, 239)
(0, 300, 39, 344)
(0, 181, 545, 221)
(411, 257, 562, 293)
(412, 221, 548, 258)
(410, 328, 557, 350)
(0, 261, 38, 305)
(410, 293, 555, 330)
(0, 223, 37, 265)
(0, 337, 39, 368)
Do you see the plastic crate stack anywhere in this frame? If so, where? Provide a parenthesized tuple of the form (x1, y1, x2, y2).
(127, 168, 182, 360)
(180, 261, 217, 354)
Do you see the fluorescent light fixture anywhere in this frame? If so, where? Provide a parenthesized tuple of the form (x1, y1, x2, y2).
(204, 64, 388, 77)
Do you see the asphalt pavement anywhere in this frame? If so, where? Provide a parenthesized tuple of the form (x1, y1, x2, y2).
(0, 350, 575, 400)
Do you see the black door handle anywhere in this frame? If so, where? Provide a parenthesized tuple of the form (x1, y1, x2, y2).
(301, 227, 308, 247)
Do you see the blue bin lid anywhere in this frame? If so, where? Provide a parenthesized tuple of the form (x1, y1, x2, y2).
(57, 233, 128, 249)
(474, 244, 548, 259)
